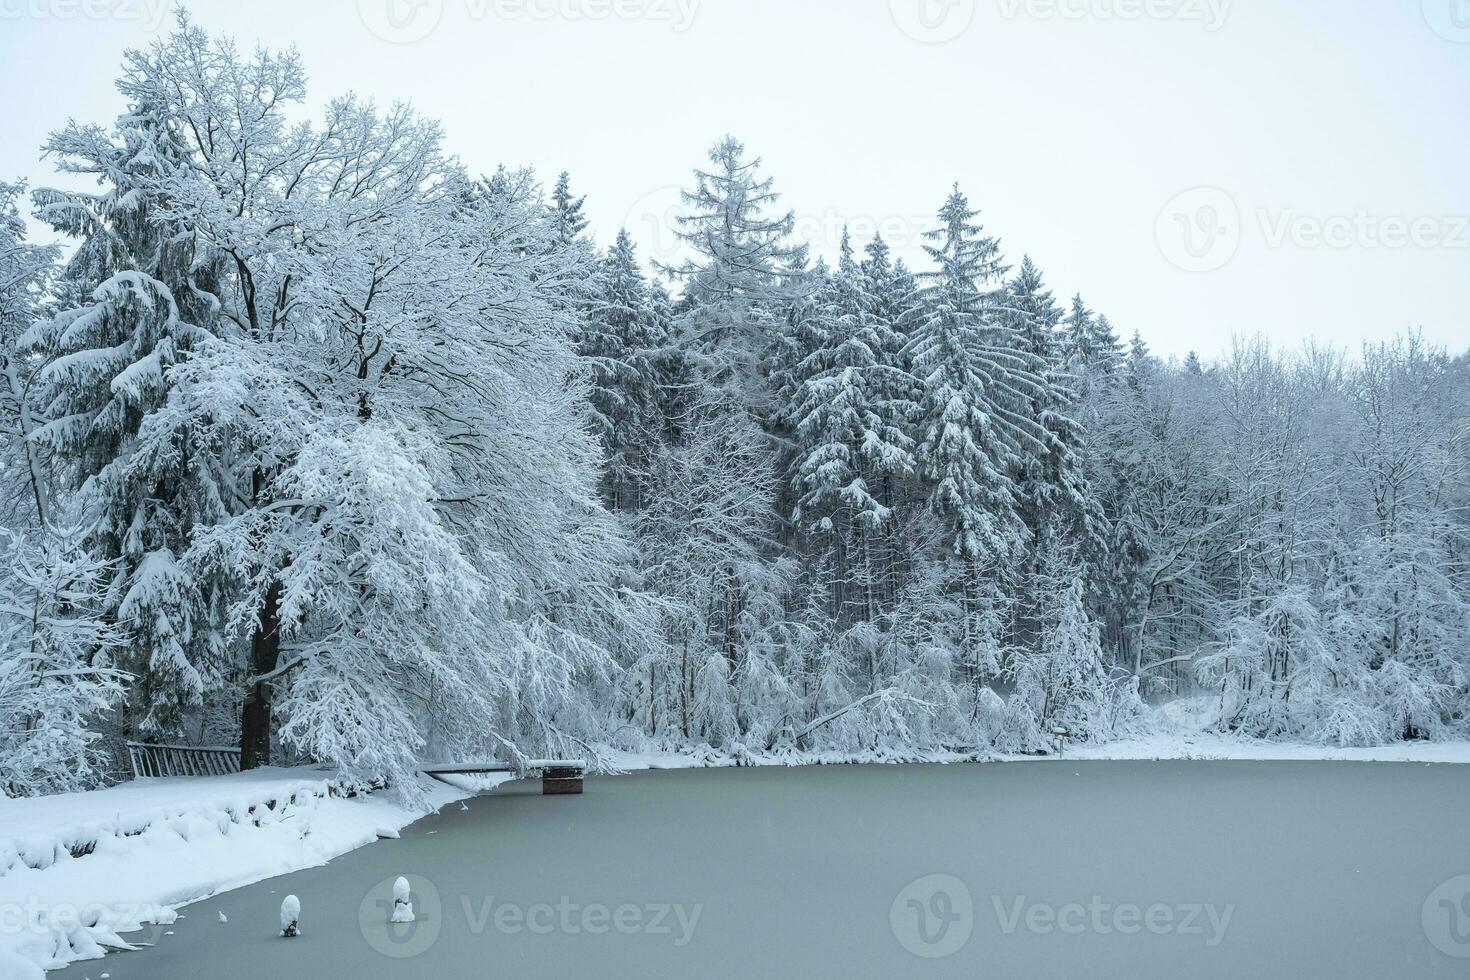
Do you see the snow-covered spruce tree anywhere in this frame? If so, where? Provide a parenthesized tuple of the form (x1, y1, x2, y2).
(1062, 295, 1124, 380)
(0, 182, 58, 531)
(856, 236, 926, 612)
(626, 136, 806, 748)
(780, 233, 963, 751)
(550, 170, 590, 247)
(664, 134, 802, 417)
(581, 229, 667, 512)
(25, 75, 228, 737)
(1002, 257, 1102, 658)
(0, 182, 129, 796)
(904, 185, 1044, 570)
(789, 231, 914, 623)
(1090, 316, 1125, 377)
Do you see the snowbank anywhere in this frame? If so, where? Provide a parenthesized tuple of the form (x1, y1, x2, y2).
(1034, 733, 1470, 765)
(601, 736, 1470, 772)
(0, 768, 470, 978)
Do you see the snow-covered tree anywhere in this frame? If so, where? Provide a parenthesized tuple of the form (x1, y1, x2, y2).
(0, 530, 127, 797)
(59, 17, 650, 789)
(26, 80, 228, 735)
(905, 185, 1041, 566)
(0, 183, 129, 797)
(581, 229, 667, 511)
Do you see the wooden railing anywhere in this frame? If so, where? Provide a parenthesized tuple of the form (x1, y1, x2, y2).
(127, 741, 242, 779)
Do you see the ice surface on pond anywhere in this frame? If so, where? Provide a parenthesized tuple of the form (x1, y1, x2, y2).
(45, 763, 1470, 980)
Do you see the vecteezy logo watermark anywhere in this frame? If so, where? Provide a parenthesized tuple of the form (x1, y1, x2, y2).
(358, 0, 699, 43)
(355, 876, 703, 957)
(1156, 187, 1242, 273)
(1423, 875, 1470, 959)
(0, 0, 172, 30)
(890, 874, 975, 959)
(995, 0, 1230, 31)
(1422, 0, 1470, 43)
(623, 185, 689, 267)
(992, 896, 1233, 946)
(889, 0, 978, 44)
(358, 0, 445, 43)
(359, 874, 444, 959)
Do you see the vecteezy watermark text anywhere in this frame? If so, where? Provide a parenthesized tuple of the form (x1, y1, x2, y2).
(890, 874, 1234, 959)
(992, 895, 1233, 946)
(0, 0, 171, 29)
(996, 0, 1230, 31)
(358, 0, 699, 44)
(460, 896, 702, 945)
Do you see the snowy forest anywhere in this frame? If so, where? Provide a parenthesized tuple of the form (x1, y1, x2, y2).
(2, 17, 1467, 799)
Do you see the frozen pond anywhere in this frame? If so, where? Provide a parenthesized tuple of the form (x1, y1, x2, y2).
(55, 762, 1470, 979)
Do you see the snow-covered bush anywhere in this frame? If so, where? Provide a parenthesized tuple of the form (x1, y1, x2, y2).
(0, 531, 126, 796)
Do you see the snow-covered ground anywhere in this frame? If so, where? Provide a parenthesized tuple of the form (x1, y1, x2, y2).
(0, 769, 476, 978)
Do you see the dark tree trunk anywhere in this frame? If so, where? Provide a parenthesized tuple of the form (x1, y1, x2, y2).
(240, 577, 284, 770)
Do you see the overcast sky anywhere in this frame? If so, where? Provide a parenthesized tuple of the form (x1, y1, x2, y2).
(1, 0, 1466, 358)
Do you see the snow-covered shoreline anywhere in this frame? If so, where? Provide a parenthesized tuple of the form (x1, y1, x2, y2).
(6, 740, 1469, 976)
(603, 737, 1470, 772)
(0, 770, 473, 979)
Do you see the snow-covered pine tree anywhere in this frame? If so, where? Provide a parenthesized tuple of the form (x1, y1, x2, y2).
(1090, 315, 1126, 377)
(551, 170, 589, 246)
(627, 136, 803, 748)
(789, 230, 914, 624)
(0, 182, 57, 531)
(581, 229, 667, 512)
(904, 185, 1043, 567)
(1063, 294, 1095, 367)
(665, 135, 801, 418)
(25, 78, 228, 737)
(1126, 330, 1154, 391)
(0, 182, 129, 797)
(1003, 256, 1102, 657)
(1005, 257, 1097, 546)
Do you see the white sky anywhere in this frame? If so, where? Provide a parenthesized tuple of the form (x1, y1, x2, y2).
(1, 0, 1466, 359)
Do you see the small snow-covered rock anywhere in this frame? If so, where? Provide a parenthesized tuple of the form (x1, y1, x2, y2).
(218, 911, 228, 924)
(391, 877, 415, 923)
(375, 827, 401, 840)
(280, 895, 301, 938)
